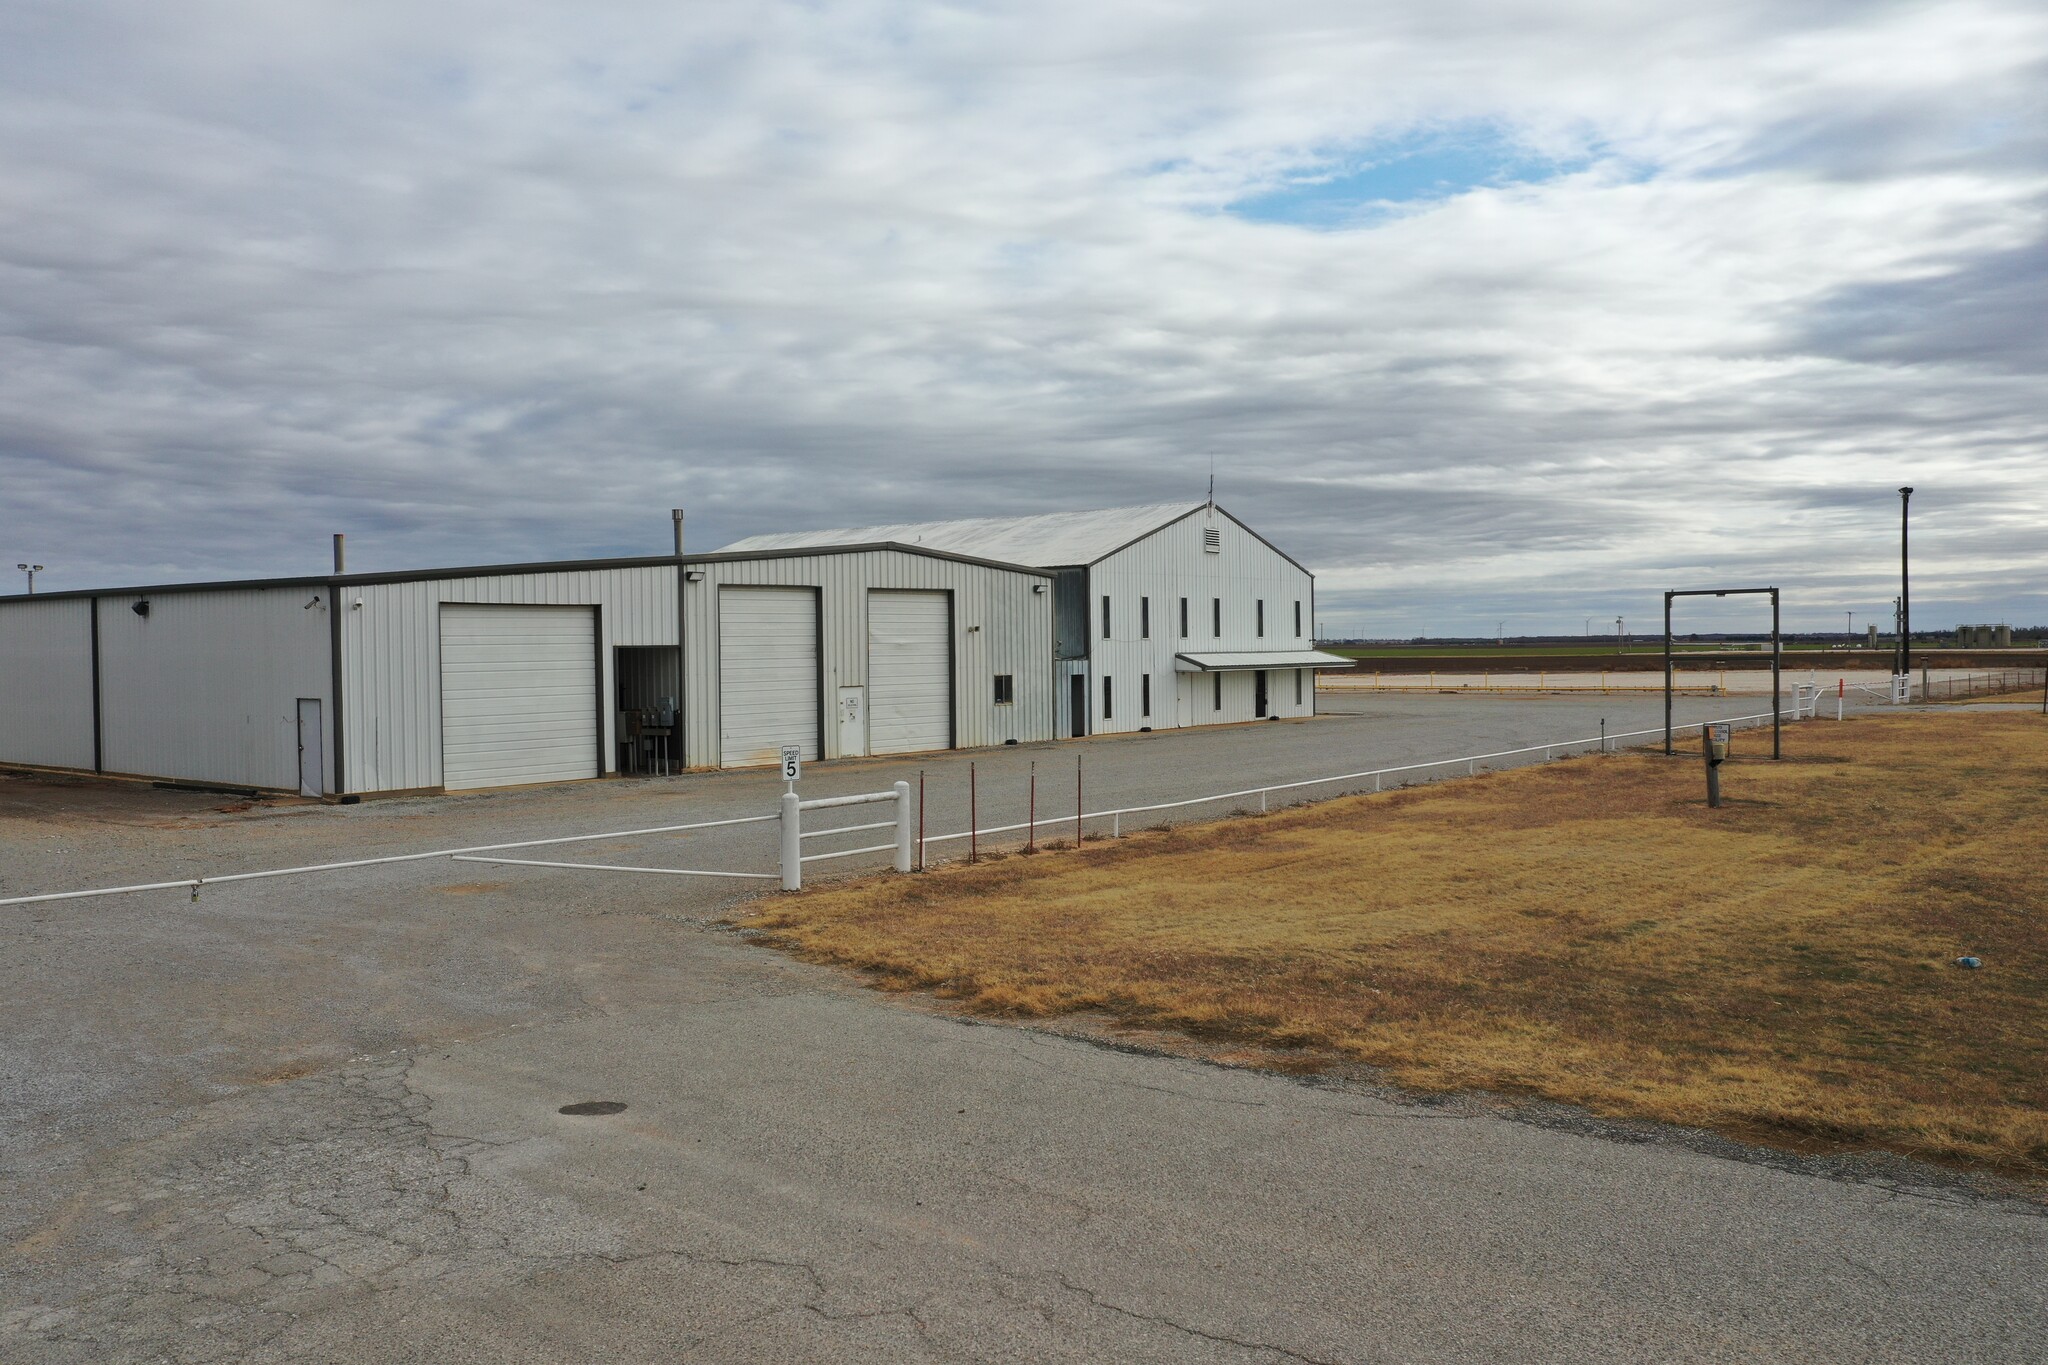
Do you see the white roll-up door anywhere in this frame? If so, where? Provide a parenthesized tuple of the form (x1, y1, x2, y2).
(440, 605, 599, 791)
(868, 590, 952, 756)
(719, 587, 819, 768)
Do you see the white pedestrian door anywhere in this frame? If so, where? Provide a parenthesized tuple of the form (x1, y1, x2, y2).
(440, 605, 599, 791)
(867, 590, 952, 755)
(719, 587, 820, 768)
(296, 698, 323, 797)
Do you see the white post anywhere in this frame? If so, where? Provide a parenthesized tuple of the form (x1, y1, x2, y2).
(780, 790, 802, 891)
(893, 781, 913, 874)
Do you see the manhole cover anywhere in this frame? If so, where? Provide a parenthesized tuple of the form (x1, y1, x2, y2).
(558, 1100, 627, 1117)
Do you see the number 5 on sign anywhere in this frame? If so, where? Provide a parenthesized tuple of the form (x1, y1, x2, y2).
(779, 745, 801, 784)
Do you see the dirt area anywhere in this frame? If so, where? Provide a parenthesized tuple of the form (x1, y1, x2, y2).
(748, 711, 2048, 1179)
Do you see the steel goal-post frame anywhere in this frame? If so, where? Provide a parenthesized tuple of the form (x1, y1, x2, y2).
(1664, 587, 1782, 760)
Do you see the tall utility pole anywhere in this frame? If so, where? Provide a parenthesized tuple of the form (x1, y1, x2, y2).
(1615, 616, 1625, 651)
(16, 563, 42, 594)
(1846, 610, 1853, 644)
(1898, 486, 1914, 678)
(1496, 620, 1505, 645)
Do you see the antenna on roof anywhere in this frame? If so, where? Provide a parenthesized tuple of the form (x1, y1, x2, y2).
(1207, 457, 1215, 510)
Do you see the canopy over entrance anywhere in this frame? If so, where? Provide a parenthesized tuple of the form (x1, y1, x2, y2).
(1173, 650, 1352, 672)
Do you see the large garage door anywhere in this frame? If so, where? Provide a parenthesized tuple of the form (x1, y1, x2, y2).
(868, 590, 952, 756)
(719, 587, 819, 768)
(440, 605, 599, 791)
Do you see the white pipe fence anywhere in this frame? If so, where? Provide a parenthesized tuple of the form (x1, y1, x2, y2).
(0, 696, 1838, 910)
(921, 700, 1819, 857)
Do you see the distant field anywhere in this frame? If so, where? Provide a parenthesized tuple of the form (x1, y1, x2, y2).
(1330, 643, 1857, 658)
(752, 712, 2048, 1178)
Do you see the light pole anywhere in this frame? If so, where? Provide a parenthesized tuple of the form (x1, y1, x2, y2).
(1898, 486, 1913, 679)
(16, 563, 42, 594)
(1846, 610, 1853, 645)
(1615, 616, 1625, 651)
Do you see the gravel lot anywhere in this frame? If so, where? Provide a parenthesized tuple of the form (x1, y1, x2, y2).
(4, 690, 2038, 1364)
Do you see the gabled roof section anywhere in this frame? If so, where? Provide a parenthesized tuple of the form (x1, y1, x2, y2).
(716, 502, 1211, 569)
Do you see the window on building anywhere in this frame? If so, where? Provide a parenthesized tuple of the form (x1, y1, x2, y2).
(1256, 600, 1265, 637)
(1141, 673, 1151, 717)
(1179, 597, 1189, 638)
(1103, 675, 1114, 719)
(1212, 597, 1221, 637)
(1294, 600, 1303, 638)
(1140, 596, 1150, 639)
(1101, 595, 1111, 638)
(994, 674, 1014, 705)
(1294, 668, 1303, 705)
(1212, 672, 1223, 710)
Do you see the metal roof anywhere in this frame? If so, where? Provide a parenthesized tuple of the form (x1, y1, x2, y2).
(0, 542, 1048, 605)
(716, 502, 1215, 568)
(1174, 650, 1354, 671)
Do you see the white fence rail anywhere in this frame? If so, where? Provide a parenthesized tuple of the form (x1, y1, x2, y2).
(2, 698, 1833, 910)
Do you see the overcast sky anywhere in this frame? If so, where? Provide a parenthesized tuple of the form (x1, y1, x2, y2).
(3, 1, 2043, 635)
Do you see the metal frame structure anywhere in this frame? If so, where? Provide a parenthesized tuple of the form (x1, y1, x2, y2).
(1664, 587, 1781, 759)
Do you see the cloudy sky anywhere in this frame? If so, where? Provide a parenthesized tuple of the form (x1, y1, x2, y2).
(3, 1, 2044, 635)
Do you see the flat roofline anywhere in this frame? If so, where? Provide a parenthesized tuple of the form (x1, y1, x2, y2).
(0, 542, 1054, 604)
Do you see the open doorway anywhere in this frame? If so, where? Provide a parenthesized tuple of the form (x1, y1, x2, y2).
(615, 646, 681, 774)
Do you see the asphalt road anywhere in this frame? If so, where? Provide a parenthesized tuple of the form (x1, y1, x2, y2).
(2, 692, 2038, 1363)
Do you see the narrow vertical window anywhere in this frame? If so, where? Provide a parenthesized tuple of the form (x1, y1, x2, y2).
(1101, 595, 1111, 638)
(1295, 600, 1302, 638)
(1212, 672, 1223, 711)
(1212, 598, 1221, 637)
(1294, 668, 1303, 704)
(1179, 597, 1188, 638)
(1103, 675, 1113, 719)
(1256, 600, 1265, 637)
(1140, 596, 1150, 639)
(1141, 673, 1151, 717)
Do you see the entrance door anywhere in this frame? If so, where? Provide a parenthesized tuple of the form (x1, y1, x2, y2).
(1255, 670, 1269, 718)
(837, 686, 868, 758)
(1069, 673, 1087, 737)
(296, 699, 323, 797)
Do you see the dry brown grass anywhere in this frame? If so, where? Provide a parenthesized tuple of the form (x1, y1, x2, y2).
(749, 713, 2048, 1177)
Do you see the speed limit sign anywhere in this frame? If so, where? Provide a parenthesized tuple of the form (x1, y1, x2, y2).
(779, 745, 801, 784)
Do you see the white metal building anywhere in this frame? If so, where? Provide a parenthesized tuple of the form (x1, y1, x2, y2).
(721, 501, 1349, 738)
(0, 544, 1054, 796)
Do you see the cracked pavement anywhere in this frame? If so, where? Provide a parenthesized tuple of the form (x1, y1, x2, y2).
(3, 693, 2041, 1362)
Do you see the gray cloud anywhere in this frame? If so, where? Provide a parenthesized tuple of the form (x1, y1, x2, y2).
(2, 0, 2044, 634)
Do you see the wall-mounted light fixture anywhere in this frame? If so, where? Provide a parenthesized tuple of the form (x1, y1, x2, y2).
(132, 599, 150, 617)
(684, 570, 706, 582)
(304, 595, 323, 610)
(1032, 583, 1048, 594)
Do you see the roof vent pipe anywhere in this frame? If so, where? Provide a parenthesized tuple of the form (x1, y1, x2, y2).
(672, 508, 685, 557)
(333, 533, 346, 575)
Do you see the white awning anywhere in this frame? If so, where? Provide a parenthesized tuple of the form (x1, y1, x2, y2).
(1174, 650, 1354, 672)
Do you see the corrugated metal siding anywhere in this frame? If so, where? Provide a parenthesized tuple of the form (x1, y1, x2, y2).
(0, 598, 96, 770)
(682, 550, 1052, 768)
(1089, 508, 1316, 734)
(97, 589, 333, 790)
(339, 567, 677, 793)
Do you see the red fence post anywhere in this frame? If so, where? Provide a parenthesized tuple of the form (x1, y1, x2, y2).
(1075, 753, 1083, 847)
(918, 769, 926, 871)
(1028, 762, 1036, 853)
(970, 762, 978, 864)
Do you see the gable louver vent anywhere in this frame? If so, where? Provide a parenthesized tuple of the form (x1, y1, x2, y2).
(1203, 526, 1221, 553)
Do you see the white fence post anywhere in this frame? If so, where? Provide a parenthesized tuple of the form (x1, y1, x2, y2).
(780, 790, 802, 891)
(893, 781, 913, 873)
